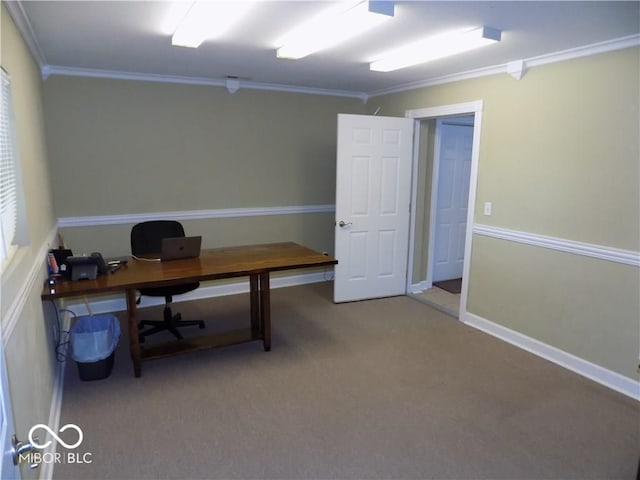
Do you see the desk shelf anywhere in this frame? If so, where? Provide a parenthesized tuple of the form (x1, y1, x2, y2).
(140, 328, 263, 361)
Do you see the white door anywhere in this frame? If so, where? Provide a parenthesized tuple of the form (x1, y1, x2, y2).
(433, 121, 473, 282)
(1, 336, 20, 480)
(334, 114, 414, 302)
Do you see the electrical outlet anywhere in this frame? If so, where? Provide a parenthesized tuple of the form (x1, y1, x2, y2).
(483, 202, 492, 216)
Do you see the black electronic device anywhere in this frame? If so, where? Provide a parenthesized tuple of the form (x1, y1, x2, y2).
(160, 236, 202, 261)
(66, 252, 108, 281)
(67, 256, 98, 281)
(107, 258, 128, 274)
(90, 252, 108, 274)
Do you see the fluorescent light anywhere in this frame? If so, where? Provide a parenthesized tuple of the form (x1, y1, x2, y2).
(172, 2, 255, 48)
(277, 1, 394, 60)
(370, 26, 501, 72)
(159, 3, 194, 36)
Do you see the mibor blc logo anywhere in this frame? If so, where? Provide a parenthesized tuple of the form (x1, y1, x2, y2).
(22, 424, 92, 465)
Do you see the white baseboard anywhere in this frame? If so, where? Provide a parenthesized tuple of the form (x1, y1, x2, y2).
(408, 281, 429, 294)
(463, 311, 640, 401)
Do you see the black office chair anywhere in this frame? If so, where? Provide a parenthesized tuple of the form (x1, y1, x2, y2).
(131, 220, 205, 342)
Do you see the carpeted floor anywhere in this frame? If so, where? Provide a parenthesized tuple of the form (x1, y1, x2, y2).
(53, 282, 639, 480)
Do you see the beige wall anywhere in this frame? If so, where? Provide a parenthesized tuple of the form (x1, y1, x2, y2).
(367, 48, 639, 249)
(42, 77, 365, 257)
(43, 78, 366, 215)
(369, 48, 640, 380)
(1, 5, 59, 479)
(468, 236, 639, 377)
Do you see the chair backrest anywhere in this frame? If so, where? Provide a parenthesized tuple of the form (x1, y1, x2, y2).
(131, 220, 186, 256)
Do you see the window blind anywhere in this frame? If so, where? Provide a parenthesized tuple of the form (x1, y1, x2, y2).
(0, 68, 27, 261)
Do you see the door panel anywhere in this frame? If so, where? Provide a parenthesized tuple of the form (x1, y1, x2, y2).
(433, 122, 473, 282)
(1, 337, 19, 480)
(334, 114, 413, 302)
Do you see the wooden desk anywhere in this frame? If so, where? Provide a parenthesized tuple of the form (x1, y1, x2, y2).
(42, 242, 337, 377)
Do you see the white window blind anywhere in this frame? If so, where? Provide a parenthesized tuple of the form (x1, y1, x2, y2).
(0, 68, 28, 262)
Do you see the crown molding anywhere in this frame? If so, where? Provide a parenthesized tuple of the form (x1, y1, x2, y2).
(42, 33, 640, 101)
(367, 34, 640, 98)
(6, 0, 638, 103)
(369, 64, 508, 98)
(4, 0, 365, 101)
(235, 78, 368, 102)
(3, 0, 48, 68)
(525, 33, 640, 68)
(41, 65, 369, 101)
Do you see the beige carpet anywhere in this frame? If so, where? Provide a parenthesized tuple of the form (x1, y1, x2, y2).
(54, 282, 639, 479)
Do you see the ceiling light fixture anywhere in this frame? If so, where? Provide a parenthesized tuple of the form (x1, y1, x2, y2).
(171, 1, 256, 48)
(276, 1, 394, 60)
(370, 26, 502, 72)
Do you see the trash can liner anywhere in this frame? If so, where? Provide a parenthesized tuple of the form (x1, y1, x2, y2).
(70, 314, 120, 363)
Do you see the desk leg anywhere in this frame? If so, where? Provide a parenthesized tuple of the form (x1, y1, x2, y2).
(259, 272, 271, 352)
(126, 289, 142, 377)
(250, 274, 259, 334)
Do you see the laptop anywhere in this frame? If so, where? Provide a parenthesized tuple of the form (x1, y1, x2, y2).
(160, 236, 202, 261)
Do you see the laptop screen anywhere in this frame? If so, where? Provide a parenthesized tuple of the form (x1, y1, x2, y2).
(160, 236, 202, 261)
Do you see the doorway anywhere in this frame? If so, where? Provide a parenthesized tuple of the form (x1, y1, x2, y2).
(432, 116, 474, 285)
(405, 101, 483, 320)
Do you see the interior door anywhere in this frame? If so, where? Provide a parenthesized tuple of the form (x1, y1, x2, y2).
(1, 336, 20, 480)
(433, 121, 473, 282)
(334, 114, 414, 302)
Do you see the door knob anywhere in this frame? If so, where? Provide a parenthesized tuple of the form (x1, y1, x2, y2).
(338, 221, 352, 228)
(12, 434, 40, 469)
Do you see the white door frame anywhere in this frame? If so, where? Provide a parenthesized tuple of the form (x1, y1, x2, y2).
(405, 100, 484, 321)
(1, 330, 20, 480)
(425, 118, 443, 289)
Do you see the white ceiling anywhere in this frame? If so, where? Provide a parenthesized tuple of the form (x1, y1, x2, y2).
(8, 1, 640, 99)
